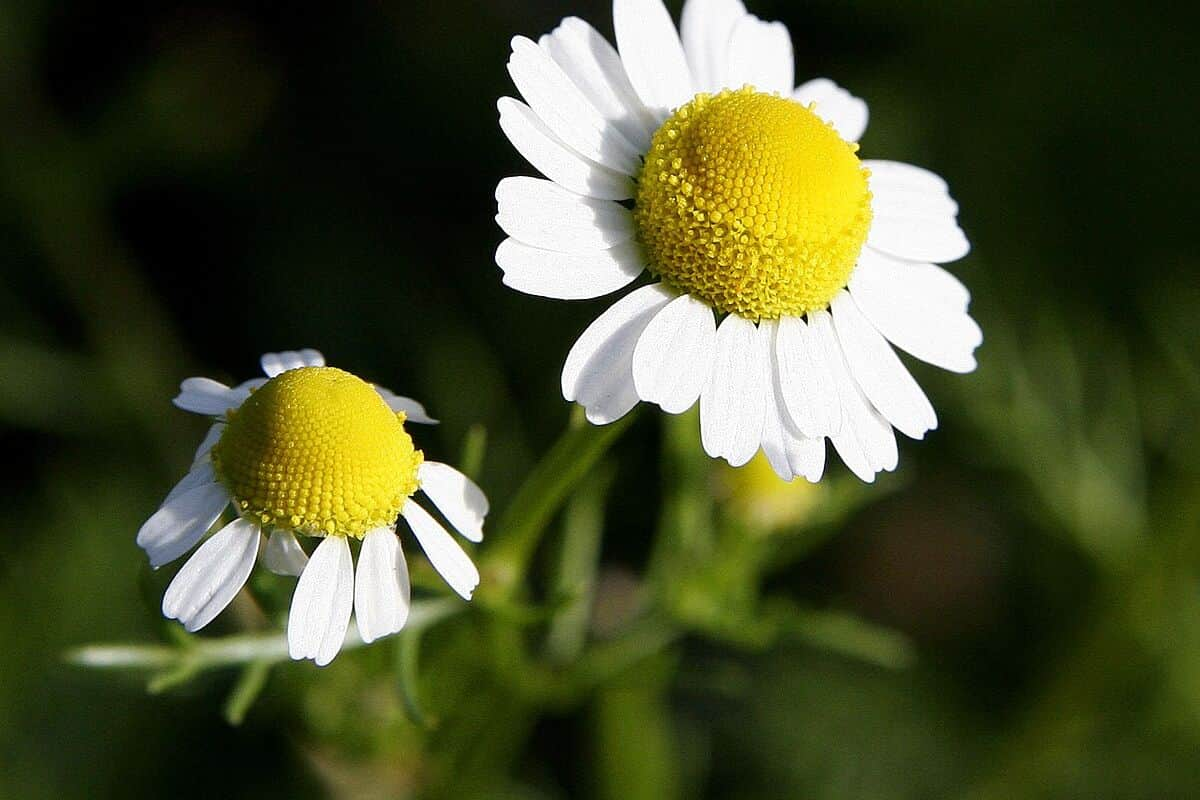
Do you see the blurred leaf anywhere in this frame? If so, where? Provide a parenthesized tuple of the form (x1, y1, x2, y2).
(592, 653, 681, 800)
(397, 629, 428, 728)
(774, 603, 916, 671)
(459, 423, 489, 481)
(223, 659, 271, 726)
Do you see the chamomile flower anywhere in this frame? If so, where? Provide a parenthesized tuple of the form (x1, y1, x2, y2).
(136, 350, 487, 666)
(495, 0, 981, 482)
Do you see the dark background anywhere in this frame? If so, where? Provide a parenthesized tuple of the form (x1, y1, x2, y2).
(2, 0, 1198, 797)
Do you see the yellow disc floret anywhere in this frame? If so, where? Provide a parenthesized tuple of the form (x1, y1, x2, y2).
(635, 86, 873, 320)
(212, 366, 422, 538)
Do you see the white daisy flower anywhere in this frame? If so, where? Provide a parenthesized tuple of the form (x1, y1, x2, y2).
(137, 349, 488, 666)
(495, 0, 981, 483)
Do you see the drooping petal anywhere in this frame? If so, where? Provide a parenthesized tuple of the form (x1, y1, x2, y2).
(726, 15, 794, 96)
(561, 283, 675, 424)
(700, 314, 766, 466)
(372, 386, 438, 424)
(793, 78, 869, 142)
(496, 238, 646, 300)
(540, 16, 658, 152)
(508, 36, 642, 175)
(498, 98, 634, 200)
(354, 528, 411, 644)
(162, 517, 260, 632)
(613, 0, 694, 117)
(261, 349, 324, 378)
(496, 177, 635, 254)
(631, 293, 717, 414)
(402, 501, 480, 601)
(810, 310, 898, 482)
(417, 461, 489, 543)
(680, 0, 747, 92)
(848, 249, 981, 373)
(138, 473, 231, 568)
(774, 315, 841, 437)
(288, 535, 354, 667)
(760, 322, 827, 482)
(831, 290, 937, 440)
(263, 529, 309, 577)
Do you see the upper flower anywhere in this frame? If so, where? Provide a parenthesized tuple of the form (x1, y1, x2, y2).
(495, 0, 981, 484)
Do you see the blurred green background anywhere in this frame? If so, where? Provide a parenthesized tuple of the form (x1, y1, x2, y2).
(2, 0, 1198, 797)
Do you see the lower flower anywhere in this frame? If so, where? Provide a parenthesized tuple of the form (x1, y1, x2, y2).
(136, 349, 488, 666)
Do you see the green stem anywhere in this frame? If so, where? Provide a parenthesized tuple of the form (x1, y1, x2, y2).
(546, 461, 616, 664)
(482, 408, 637, 596)
(68, 598, 461, 678)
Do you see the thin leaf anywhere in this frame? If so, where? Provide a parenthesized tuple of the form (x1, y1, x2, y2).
(223, 659, 271, 725)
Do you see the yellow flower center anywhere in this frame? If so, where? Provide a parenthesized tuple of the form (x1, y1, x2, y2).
(635, 87, 873, 320)
(212, 366, 422, 538)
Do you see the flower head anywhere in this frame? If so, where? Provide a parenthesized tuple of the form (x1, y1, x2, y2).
(137, 350, 488, 666)
(496, 0, 981, 483)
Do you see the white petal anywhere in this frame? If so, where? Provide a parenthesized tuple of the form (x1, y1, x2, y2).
(700, 314, 765, 466)
(810, 310, 898, 482)
(496, 238, 645, 300)
(173, 377, 247, 417)
(850, 247, 970, 314)
(849, 249, 981, 373)
(354, 528, 411, 644)
(233, 376, 268, 393)
(631, 293, 717, 414)
(417, 461, 489, 543)
(263, 529, 309, 577)
(863, 160, 966, 262)
(870, 184, 959, 221)
(867, 218, 970, 264)
(862, 159, 948, 194)
(138, 475, 231, 568)
(774, 315, 841, 437)
(162, 517, 260, 632)
(760, 331, 827, 483)
(760, 321, 829, 482)
(831, 290, 937, 440)
(681, 0, 747, 92)
(260, 349, 324, 378)
(288, 535, 354, 667)
(192, 423, 224, 465)
(613, 0, 694, 117)
(164, 458, 217, 505)
(787, 434, 826, 483)
(759, 321, 794, 479)
(508, 36, 642, 175)
(540, 17, 658, 152)
(561, 283, 675, 424)
(793, 78, 869, 142)
(373, 386, 438, 424)
(726, 15, 793, 95)
(402, 501, 480, 601)
(496, 176, 634, 254)
(498, 97, 634, 200)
